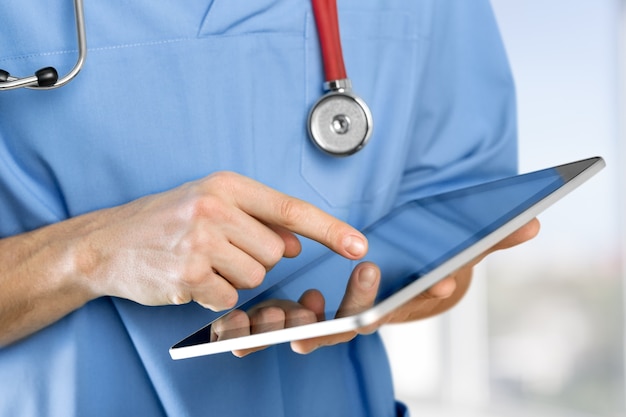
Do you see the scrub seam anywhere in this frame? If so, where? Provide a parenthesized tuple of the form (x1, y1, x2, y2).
(0, 144, 64, 225)
(0, 38, 191, 63)
(0, 34, 304, 64)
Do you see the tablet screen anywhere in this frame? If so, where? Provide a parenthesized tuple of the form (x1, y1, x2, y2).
(171, 157, 604, 358)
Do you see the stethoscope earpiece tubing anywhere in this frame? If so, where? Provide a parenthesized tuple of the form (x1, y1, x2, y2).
(0, 0, 86, 91)
(311, 0, 347, 82)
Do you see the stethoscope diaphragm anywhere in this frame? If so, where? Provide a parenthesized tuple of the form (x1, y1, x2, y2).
(308, 0, 373, 157)
(308, 80, 372, 156)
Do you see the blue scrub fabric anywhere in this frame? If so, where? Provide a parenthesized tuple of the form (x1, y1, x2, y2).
(0, 1, 517, 416)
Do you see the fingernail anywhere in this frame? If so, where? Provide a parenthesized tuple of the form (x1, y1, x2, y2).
(358, 266, 377, 289)
(343, 235, 366, 257)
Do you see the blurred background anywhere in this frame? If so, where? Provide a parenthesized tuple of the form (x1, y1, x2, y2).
(380, 1, 626, 416)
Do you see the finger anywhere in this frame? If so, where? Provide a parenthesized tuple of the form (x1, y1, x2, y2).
(211, 310, 251, 342)
(232, 306, 286, 357)
(298, 289, 326, 321)
(185, 215, 294, 289)
(419, 220, 540, 301)
(492, 218, 541, 251)
(196, 210, 289, 271)
(267, 225, 302, 258)
(466, 218, 542, 268)
(335, 262, 380, 319)
(385, 266, 475, 324)
(250, 306, 287, 334)
(233, 301, 318, 357)
(247, 300, 319, 329)
(419, 274, 458, 300)
(391, 271, 465, 322)
(203, 243, 268, 289)
(379, 221, 541, 327)
(291, 263, 380, 354)
(182, 259, 239, 311)
(216, 173, 368, 259)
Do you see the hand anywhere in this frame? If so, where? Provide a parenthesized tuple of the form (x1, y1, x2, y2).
(212, 261, 381, 357)
(215, 218, 540, 356)
(1, 171, 370, 347)
(382, 218, 541, 323)
(74, 171, 368, 310)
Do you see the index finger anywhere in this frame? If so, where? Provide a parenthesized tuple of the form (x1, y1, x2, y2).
(222, 172, 368, 259)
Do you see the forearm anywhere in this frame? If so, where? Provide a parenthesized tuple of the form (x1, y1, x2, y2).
(0, 218, 96, 347)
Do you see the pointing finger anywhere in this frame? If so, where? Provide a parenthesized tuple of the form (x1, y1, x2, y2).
(210, 172, 368, 259)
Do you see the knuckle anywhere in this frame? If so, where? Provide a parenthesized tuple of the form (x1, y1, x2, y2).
(197, 286, 238, 311)
(323, 223, 340, 247)
(219, 287, 239, 310)
(263, 236, 286, 267)
(225, 309, 249, 326)
(206, 171, 238, 189)
(310, 218, 343, 252)
(278, 198, 303, 227)
(192, 173, 240, 219)
(202, 171, 240, 201)
(259, 305, 285, 320)
(193, 194, 229, 221)
(219, 310, 250, 332)
(246, 264, 267, 288)
(253, 306, 286, 327)
(286, 308, 317, 327)
(179, 228, 210, 255)
(169, 291, 192, 306)
(179, 267, 205, 288)
(178, 255, 212, 287)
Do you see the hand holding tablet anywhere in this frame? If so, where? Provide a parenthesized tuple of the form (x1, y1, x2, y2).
(170, 157, 605, 359)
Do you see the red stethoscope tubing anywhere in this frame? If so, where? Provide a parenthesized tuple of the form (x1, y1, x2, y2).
(311, 0, 347, 82)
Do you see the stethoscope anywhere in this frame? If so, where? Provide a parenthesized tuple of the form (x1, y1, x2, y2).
(0, 0, 372, 156)
(308, 0, 373, 156)
(0, 0, 87, 91)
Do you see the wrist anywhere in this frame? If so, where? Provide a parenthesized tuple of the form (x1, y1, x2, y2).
(63, 215, 110, 301)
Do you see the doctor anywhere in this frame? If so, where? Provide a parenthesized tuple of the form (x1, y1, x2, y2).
(0, 0, 538, 416)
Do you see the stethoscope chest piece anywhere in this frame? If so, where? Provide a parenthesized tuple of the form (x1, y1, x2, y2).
(308, 80, 372, 156)
(308, 0, 373, 157)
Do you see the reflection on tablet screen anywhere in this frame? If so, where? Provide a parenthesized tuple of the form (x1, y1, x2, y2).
(171, 157, 604, 357)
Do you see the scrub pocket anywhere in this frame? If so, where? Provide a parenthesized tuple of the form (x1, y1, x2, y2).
(196, 1, 433, 212)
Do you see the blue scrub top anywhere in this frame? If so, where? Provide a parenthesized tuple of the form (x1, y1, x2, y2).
(0, 1, 517, 416)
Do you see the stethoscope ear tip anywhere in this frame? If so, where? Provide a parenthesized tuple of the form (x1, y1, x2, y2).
(35, 67, 59, 87)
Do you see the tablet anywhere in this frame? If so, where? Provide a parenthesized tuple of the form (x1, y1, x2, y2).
(170, 156, 605, 359)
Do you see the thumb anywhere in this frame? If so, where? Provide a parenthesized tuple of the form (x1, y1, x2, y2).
(336, 262, 381, 334)
(290, 262, 380, 354)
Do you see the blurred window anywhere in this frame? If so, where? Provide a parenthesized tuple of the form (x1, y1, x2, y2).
(381, 1, 626, 415)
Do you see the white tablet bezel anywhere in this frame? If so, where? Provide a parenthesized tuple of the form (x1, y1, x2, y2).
(170, 157, 605, 360)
